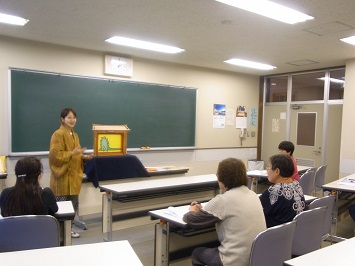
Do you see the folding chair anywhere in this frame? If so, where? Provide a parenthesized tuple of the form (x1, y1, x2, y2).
(249, 221, 297, 266)
(0, 215, 60, 252)
(292, 207, 327, 256)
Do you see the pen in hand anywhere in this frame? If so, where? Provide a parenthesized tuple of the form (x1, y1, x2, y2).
(189, 201, 202, 212)
(191, 201, 201, 206)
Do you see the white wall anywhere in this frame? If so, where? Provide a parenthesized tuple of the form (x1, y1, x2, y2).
(340, 58, 355, 177)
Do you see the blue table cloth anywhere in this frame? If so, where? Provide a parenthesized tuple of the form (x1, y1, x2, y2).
(84, 155, 150, 188)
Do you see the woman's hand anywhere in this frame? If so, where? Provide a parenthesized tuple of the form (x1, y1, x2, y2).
(189, 201, 202, 212)
(83, 153, 95, 160)
(72, 146, 86, 155)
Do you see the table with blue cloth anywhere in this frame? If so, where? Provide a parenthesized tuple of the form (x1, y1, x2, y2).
(84, 155, 150, 188)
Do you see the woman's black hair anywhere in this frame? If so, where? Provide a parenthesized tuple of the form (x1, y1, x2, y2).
(60, 107, 77, 119)
(278, 141, 295, 156)
(1, 156, 44, 216)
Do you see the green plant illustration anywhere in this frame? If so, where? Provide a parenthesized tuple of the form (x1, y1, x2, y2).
(99, 136, 121, 152)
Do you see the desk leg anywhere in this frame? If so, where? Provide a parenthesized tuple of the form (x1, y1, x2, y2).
(333, 191, 339, 236)
(253, 177, 258, 193)
(102, 192, 113, 242)
(249, 177, 258, 193)
(64, 220, 72, 246)
(330, 190, 347, 243)
(108, 192, 113, 241)
(154, 221, 169, 266)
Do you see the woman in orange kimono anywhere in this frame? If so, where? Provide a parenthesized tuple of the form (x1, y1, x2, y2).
(49, 107, 93, 238)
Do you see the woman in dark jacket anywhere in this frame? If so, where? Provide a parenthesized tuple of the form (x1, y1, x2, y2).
(0, 156, 58, 217)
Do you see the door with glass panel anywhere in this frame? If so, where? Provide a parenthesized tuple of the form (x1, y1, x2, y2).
(289, 70, 344, 184)
(262, 69, 344, 184)
(289, 72, 325, 169)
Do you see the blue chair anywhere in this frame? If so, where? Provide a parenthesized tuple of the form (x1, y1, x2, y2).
(0, 215, 60, 252)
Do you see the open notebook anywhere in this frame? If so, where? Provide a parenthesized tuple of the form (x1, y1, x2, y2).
(164, 203, 207, 218)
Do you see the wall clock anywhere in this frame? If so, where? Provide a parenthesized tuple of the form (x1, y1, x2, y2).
(104, 55, 133, 77)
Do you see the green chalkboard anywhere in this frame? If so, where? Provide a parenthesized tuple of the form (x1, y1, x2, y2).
(10, 69, 196, 153)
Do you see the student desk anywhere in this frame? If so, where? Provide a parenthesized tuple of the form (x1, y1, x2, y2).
(99, 174, 219, 241)
(247, 165, 311, 192)
(149, 203, 217, 266)
(297, 165, 312, 174)
(303, 194, 318, 203)
(284, 237, 355, 266)
(0, 240, 143, 266)
(247, 170, 268, 192)
(149, 194, 317, 266)
(146, 166, 190, 176)
(81, 154, 150, 230)
(322, 175, 355, 241)
(54, 201, 75, 246)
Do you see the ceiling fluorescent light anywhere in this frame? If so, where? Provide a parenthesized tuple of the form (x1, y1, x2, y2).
(0, 12, 28, 26)
(340, 36, 355, 46)
(224, 58, 276, 70)
(105, 36, 184, 54)
(215, 0, 314, 24)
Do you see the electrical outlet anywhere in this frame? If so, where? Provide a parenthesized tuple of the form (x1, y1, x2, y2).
(251, 131, 255, 137)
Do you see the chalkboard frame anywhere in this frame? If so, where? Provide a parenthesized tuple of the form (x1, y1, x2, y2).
(9, 68, 197, 155)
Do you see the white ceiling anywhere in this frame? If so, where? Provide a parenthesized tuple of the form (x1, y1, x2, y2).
(0, 0, 354, 76)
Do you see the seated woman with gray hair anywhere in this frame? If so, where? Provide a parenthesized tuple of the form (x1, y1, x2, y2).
(259, 154, 306, 228)
(183, 157, 266, 266)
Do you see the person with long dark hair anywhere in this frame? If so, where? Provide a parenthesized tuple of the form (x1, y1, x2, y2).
(0, 156, 58, 216)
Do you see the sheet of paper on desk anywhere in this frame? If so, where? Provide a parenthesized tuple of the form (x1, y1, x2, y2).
(338, 178, 355, 186)
(146, 166, 178, 172)
(248, 170, 267, 175)
(165, 203, 207, 218)
(165, 206, 190, 218)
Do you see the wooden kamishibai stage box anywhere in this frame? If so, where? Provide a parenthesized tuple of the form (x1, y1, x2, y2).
(92, 124, 130, 156)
